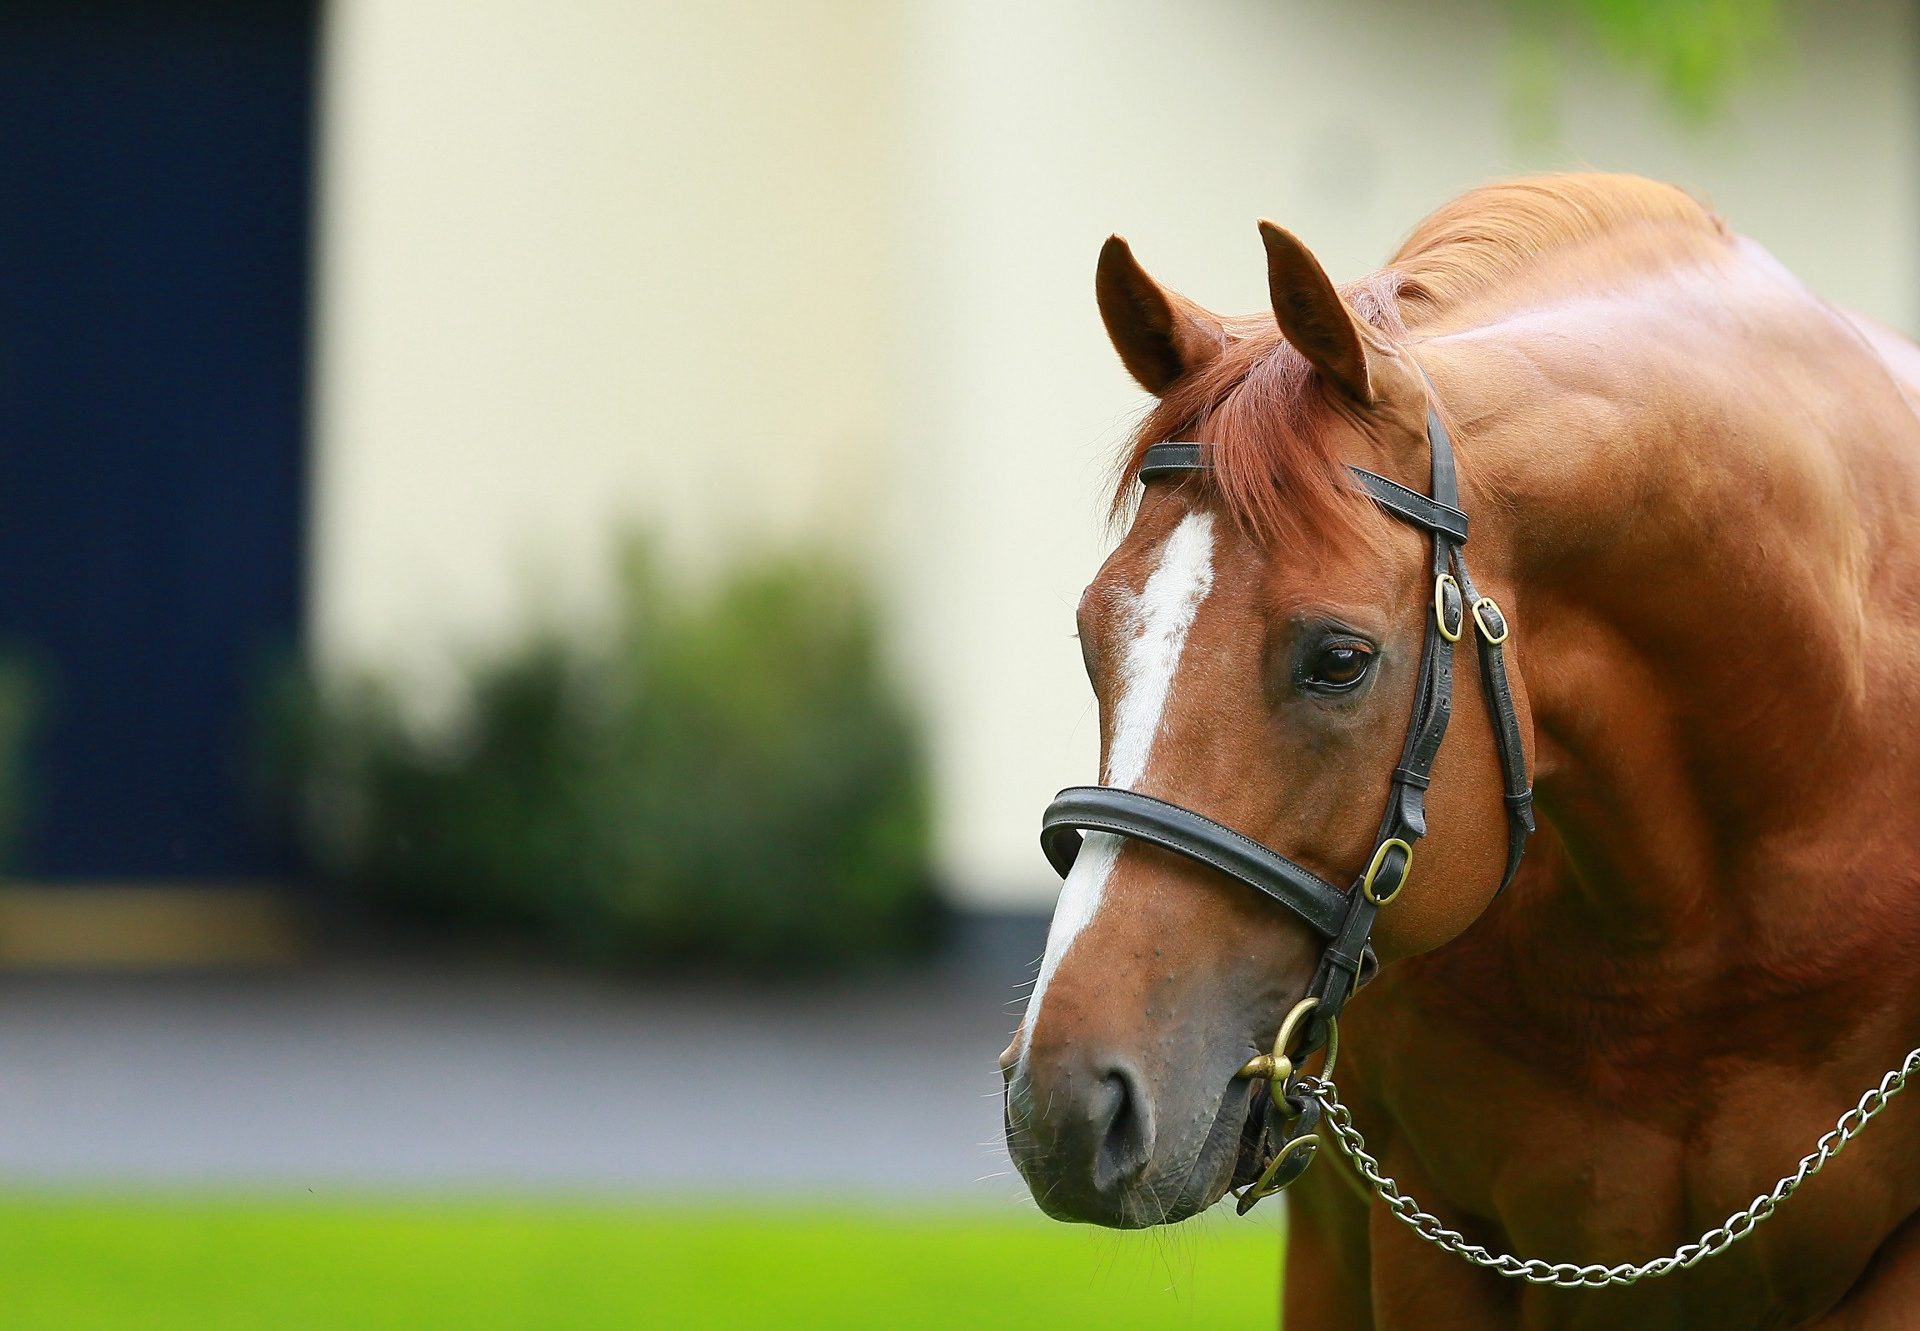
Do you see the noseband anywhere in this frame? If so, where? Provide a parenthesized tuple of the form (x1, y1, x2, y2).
(1037, 391, 1534, 1199)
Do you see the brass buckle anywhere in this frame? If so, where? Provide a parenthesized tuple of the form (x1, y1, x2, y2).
(1471, 595, 1509, 644)
(1433, 573, 1463, 642)
(1233, 997, 1337, 1211)
(1361, 837, 1413, 906)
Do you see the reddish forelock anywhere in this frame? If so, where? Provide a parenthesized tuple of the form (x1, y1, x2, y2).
(1112, 273, 1408, 552)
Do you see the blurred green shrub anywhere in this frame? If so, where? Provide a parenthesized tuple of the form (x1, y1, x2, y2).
(0, 656, 31, 872)
(278, 543, 936, 971)
(1508, 0, 1786, 125)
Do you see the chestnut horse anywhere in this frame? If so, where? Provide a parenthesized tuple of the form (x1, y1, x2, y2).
(1000, 174, 1920, 1328)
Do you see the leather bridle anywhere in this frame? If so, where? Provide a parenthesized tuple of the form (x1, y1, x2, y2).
(1036, 390, 1534, 1198)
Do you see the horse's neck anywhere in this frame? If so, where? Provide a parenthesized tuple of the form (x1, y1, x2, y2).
(1434, 254, 1920, 1006)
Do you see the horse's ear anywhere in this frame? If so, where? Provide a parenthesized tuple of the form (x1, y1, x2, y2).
(1096, 235, 1226, 395)
(1258, 220, 1372, 404)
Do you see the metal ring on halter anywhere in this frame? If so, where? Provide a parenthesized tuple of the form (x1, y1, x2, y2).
(1236, 1129, 1321, 1211)
(1361, 837, 1414, 906)
(1238, 995, 1324, 1085)
(1472, 595, 1510, 644)
(1233, 996, 1341, 1208)
(1434, 573, 1464, 642)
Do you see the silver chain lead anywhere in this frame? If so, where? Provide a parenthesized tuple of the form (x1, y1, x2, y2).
(1292, 1047, 1920, 1289)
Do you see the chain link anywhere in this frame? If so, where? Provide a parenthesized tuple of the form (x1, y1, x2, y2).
(1292, 1046, 1920, 1289)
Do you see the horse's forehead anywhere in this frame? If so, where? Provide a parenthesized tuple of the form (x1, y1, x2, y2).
(1093, 498, 1245, 610)
(1093, 498, 1371, 622)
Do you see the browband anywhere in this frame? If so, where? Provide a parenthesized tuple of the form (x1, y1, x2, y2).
(1140, 441, 1469, 542)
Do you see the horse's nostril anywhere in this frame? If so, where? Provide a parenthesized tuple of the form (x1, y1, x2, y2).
(1004, 1046, 1163, 1216)
(1091, 1061, 1155, 1192)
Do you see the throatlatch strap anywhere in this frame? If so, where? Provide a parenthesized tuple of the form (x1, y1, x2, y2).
(1422, 397, 1532, 894)
(1452, 551, 1534, 893)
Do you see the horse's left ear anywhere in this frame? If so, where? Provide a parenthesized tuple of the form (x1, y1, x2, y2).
(1096, 235, 1226, 395)
(1258, 220, 1373, 404)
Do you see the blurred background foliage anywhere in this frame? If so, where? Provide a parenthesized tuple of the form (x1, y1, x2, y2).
(275, 542, 937, 972)
(1515, 0, 1787, 123)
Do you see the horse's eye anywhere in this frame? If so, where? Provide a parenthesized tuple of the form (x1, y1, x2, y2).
(1306, 641, 1373, 691)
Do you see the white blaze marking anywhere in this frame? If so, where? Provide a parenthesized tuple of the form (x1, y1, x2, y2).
(1020, 511, 1215, 1055)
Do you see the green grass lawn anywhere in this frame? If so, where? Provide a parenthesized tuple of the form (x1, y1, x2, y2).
(0, 1195, 1285, 1330)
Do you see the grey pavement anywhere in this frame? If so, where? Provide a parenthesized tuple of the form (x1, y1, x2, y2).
(0, 921, 1046, 1197)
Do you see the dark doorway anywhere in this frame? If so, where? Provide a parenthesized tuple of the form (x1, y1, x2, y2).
(0, 0, 317, 879)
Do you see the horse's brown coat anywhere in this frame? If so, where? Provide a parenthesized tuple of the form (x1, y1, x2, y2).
(1005, 174, 1920, 1328)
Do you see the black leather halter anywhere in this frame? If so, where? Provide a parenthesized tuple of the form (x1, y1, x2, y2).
(1039, 394, 1534, 1054)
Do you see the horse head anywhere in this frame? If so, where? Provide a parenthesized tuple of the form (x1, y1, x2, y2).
(1001, 225, 1532, 1227)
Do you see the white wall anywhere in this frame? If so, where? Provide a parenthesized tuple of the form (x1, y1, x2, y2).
(311, 1, 900, 684)
(892, 0, 1919, 906)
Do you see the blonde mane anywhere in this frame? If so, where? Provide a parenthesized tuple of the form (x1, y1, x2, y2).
(1388, 172, 1730, 322)
(1117, 173, 1735, 545)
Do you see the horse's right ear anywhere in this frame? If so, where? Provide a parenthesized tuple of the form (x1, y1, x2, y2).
(1096, 235, 1226, 395)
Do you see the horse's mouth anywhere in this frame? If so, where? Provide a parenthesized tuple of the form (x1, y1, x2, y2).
(1229, 1080, 1274, 1192)
(1157, 1077, 1270, 1220)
